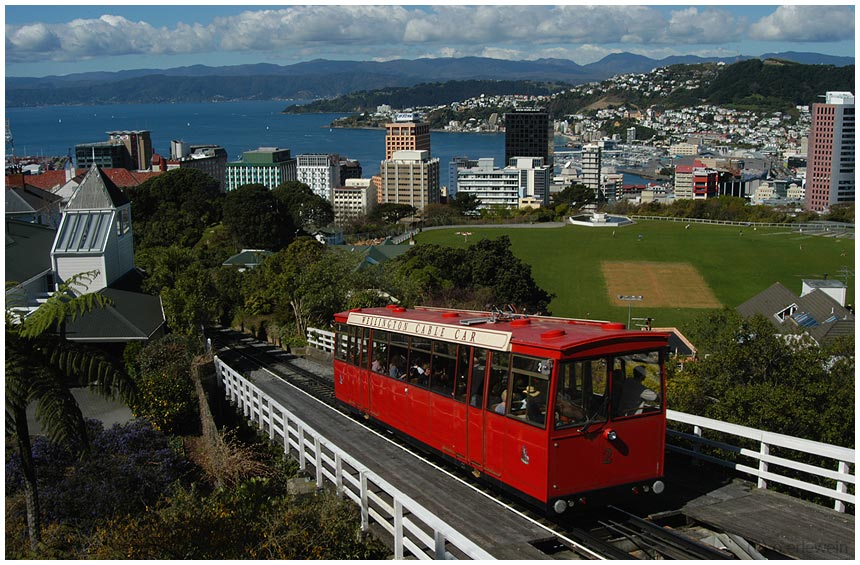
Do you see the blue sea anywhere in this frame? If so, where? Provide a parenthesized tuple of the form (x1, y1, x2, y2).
(6, 100, 508, 182)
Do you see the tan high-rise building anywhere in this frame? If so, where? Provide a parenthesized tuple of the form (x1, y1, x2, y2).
(385, 119, 430, 160)
(379, 150, 440, 213)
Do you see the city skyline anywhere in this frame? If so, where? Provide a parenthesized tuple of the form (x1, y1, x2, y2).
(5, 4, 855, 77)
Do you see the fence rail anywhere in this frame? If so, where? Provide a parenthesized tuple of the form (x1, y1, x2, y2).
(666, 410, 855, 512)
(630, 215, 855, 231)
(214, 356, 495, 560)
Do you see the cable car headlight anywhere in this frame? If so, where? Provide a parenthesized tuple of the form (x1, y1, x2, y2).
(553, 499, 568, 514)
(652, 480, 665, 494)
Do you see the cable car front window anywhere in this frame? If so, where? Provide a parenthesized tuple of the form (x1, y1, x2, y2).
(554, 358, 609, 430)
(610, 351, 663, 418)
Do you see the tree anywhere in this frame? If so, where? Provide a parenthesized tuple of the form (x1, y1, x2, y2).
(449, 192, 481, 216)
(272, 181, 334, 233)
(5, 272, 138, 550)
(222, 184, 295, 250)
(551, 183, 595, 209)
(125, 168, 222, 250)
(369, 203, 417, 224)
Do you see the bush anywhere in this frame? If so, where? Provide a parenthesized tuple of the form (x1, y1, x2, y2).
(131, 335, 200, 435)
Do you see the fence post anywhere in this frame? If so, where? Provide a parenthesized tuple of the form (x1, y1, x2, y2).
(835, 461, 849, 513)
(335, 453, 344, 496)
(758, 442, 769, 489)
(435, 530, 447, 560)
(394, 499, 404, 560)
(692, 425, 703, 465)
(360, 471, 369, 531)
(298, 427, 306, 471)
(314, 436, 323, 488)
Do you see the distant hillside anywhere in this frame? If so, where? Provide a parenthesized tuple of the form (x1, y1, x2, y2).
(285, 80, 567, 114)
(702, 59, 856, 111)
(547, 59, 854, 116)
(6, 52, 853, 108)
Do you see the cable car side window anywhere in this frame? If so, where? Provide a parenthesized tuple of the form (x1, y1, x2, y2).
(407, 336, 432, 388)
(511, 354, 549, 428)
(487, 351, 510, 414)
(370, 330, 389, 374)
(554, 358, 609, 430)
(388, 333, 409, 380)
(430, 341, 457, 397)
(334, 323, 349, 362)
(610, 351, 663, 419)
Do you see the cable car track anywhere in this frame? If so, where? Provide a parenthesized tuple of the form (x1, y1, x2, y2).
(205, 327, 733, 560)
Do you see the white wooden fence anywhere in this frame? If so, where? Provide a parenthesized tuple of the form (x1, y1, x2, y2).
(666, 410, 855, 513)
(306, 327, 335, 353)
(305, 327, 855, 513)
(214, 356, 495, 560)
(630, 215, 855, 232)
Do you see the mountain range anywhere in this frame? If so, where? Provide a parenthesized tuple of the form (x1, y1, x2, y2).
(6, 51, 854, 107)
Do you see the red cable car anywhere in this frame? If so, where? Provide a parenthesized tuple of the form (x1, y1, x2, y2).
(333, 305, 668, 514)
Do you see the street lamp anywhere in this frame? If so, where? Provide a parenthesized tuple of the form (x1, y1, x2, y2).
(617, 295, 643, 328)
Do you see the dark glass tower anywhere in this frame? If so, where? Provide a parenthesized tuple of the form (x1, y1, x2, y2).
(504, 108, 553, 168)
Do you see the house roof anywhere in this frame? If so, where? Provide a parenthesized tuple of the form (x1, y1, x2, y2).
(737, 282, 854, 345)
(63, 287, 166, 342)
(5, 185, 62, 214)
(222, 249, 273, 268)
(333, 243, 413, 270)
(67, 165, 129, 210)
(5, 219, 56, 284)
(5, 168, 161, 193)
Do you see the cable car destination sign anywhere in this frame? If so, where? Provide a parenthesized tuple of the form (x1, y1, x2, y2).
(347, 312, 513, 351)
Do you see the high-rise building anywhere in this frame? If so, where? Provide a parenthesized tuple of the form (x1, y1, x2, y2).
(805, 91, 855, 212)
(581, 144, 602, 196)
(225, 147, 297, 191)
(504, 108, 553, 168)
(76, 130, 153, 171)
(385, 118, 430, 160)
(297, 153, 340, 201)
(107, 131, 153, 171)
(378, 150, 440, 213)
(338, 158, 363, 185)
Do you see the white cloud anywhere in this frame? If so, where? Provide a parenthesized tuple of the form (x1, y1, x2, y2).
(663, 7, 746, 44)
(748, 5, 855, 41)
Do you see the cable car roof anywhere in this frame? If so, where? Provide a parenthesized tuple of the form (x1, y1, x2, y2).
(338, 306, 669, 353)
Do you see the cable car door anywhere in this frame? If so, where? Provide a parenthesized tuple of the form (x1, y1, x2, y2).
(465, 348, 487, 471)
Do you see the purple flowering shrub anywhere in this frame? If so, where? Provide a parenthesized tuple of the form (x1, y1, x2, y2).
(6, 419, 196, 529)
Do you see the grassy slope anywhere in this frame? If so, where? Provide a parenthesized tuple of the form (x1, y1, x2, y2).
(416, 221, 855, 332)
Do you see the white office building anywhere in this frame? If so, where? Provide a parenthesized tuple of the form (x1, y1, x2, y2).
(456, 157, 551, 210)
(297, 153, 340, 201)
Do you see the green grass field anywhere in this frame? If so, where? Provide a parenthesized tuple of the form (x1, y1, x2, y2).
(416, 221, 855, 331)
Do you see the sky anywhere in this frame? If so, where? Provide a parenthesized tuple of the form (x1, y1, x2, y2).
(4, 3, 856, 77)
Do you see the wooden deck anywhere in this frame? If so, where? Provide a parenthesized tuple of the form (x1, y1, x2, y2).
(683, 480, 854, 560)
